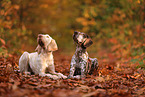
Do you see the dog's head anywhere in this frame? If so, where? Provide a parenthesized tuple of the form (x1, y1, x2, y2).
(35, 34, 58, 54)
(73, 31, 93, 48)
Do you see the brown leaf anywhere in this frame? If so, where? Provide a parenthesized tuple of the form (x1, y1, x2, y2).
(76, 85, 92, 93)
(82, 89, 106, 97)
(0, 38, 5, 45)
(135, 87, 145, 95)
(94, 77, 105, 82)
(27, 82, 39, 86)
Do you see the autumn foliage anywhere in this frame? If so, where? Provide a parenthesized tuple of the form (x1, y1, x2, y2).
(0, 0, 145, 96)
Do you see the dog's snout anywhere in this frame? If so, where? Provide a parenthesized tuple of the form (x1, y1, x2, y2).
(74, 31, 78, 35)
(38, 34, 43, 38)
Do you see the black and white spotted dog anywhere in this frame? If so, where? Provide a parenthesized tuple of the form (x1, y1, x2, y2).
(68, 31, 98, 79)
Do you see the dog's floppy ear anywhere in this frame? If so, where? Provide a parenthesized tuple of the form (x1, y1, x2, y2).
(47, 39, 58, 51)
(73, 31, 78, 43)
(35, 45, 42, 54)
(83, 38, 93, 48)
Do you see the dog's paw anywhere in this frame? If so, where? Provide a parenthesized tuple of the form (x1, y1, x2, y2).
(56, 73, 67, 79)
(68, 75, 81, 79)
(43, 74, 59, 80)
(67, 75, 72, 79)
(52, 75, 59, 80)
(74, 75, 81, 79)
(62, 75, 67, 79)
(44, 74, 53, 78)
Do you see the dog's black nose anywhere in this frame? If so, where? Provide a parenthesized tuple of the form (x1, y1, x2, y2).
(74, 31, 78, 35)
(38, 34, 43, 38)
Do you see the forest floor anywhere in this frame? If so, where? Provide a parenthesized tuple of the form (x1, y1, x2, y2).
(0, 50, 145, 97)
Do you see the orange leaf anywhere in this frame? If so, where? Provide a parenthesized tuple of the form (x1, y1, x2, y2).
(0, 38, 5, 45)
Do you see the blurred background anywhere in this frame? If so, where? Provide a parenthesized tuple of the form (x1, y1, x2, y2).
(0, 0, 145, 61)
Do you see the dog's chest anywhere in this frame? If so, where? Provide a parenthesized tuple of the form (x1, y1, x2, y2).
(39, 52, 54, 66)
(75, 51, 88, 68)
(81, 52, 88, 61)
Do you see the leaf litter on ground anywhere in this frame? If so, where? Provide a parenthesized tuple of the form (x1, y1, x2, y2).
(0, 51, 144, 97)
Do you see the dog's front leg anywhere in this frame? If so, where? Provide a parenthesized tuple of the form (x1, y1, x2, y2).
(80, 61, 87, 79)
(71, 62, 86, 79)
(39, 68, 59, 80)
(68, 56, 76, 79)
(38, 63, 58, 79)
(68, 65, 75, 79)
(48, 64, 67, 79)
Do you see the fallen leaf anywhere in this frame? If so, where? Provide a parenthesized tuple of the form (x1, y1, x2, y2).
(0, 38, 6, 45)
(82, 89, 106, 97)
(94, 77, 105, 82)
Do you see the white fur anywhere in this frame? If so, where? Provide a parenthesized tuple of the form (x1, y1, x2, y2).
(77, 34, 84, 43)
(19, 34, 67, 80)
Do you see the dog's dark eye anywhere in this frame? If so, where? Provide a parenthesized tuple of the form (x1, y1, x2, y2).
(86, 35, 89, 38)
(83, 34, 89, 38)
(47, 36, 49, 38)
(83, 35, 85, 38)
(83, 34, 87, 38)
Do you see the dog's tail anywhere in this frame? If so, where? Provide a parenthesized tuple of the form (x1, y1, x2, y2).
(19, 52, 29, 74)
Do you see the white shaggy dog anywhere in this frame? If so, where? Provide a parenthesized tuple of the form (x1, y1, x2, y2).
(19, 34, 67, 80)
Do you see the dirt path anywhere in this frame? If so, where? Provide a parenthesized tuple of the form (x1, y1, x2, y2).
(0, 51, 144, 97)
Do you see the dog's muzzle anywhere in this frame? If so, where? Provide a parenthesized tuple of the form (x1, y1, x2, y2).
(77, 38, 92, 49)
(80, 38, 88, 48)
(78, 38, 87, 46)
(38, 38, 45, 48)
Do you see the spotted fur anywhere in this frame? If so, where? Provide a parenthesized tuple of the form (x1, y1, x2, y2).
(68, 31, 98, 79)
